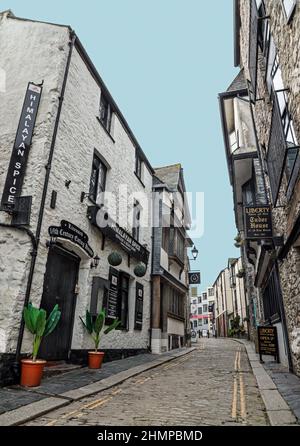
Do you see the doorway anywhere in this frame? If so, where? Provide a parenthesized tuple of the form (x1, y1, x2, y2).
(39, 245, 79, 360)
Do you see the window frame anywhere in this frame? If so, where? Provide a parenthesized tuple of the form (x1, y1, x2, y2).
(99, 92, 112, 133)
(89, 152, 107, 204)
(281, 0, 297, 23)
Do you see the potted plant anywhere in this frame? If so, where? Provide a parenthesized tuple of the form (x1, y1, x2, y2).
(21, 303, 61, 387)
(80, 309, 121, 369)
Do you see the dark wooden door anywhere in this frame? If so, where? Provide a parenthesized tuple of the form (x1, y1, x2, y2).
(39, 246, 79, 360)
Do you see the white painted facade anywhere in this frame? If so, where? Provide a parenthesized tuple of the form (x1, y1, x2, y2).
(0, 11, 154, 361)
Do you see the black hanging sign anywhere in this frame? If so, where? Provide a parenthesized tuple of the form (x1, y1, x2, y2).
(244, 206, 273, 239)
(48, 220, 94, 258)
(106, 267, 119, 321)
(134, 282, 144, 330)
(87, 206, 149, 264)
(258, 326, 279, 363)
(1, 83, 42, 211)
(188, 272, 201, 285)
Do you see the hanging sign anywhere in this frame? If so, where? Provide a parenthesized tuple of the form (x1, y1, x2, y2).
(48, 220, 94, 258)
(188, 272, 201, 285)
(87, 206, 149, 264)
(244, 206, 273, 239)
(1, 83, 42, 210)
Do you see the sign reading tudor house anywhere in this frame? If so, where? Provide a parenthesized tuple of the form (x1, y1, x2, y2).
(87, 206, 149, 264)
(1, 83, 42, 210)
(244, 206, 273, 239)
(48, 220, 94, 258)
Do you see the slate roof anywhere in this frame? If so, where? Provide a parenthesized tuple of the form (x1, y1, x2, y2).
(154, 164, 182, 191)
(226, 69, 247, 93)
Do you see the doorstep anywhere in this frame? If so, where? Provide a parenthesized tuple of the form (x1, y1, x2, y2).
(234, 339, 300, 426)
(0, 347, 195, 426)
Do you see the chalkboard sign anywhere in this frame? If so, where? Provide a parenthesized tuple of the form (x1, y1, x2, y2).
(258, 326, 279, 363)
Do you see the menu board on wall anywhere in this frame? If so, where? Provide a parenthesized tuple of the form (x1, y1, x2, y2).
(106, 267, 119, 320)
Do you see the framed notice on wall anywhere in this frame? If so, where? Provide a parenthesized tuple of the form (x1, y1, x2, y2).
(134, 282, 144, 330)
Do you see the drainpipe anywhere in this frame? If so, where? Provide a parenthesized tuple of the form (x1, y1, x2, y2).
(11, 31, 76, 363)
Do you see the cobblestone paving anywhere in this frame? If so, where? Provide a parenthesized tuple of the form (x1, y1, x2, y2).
(26, 339, 269, 426)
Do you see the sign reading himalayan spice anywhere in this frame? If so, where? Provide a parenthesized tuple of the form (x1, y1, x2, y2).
(258, 326, 279, 363)
(1, 83, 42, 210)
(244, 206, 273, 239)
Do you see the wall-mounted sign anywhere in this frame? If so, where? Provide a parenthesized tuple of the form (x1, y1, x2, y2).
(258, 326, 279, 363)
(134, 282, 144, 330)
(106, 267, 119, 321)
(244, 206, 273, 239)
(1, 83, 42, 211)
(48, 220, 94, 258)
(188, 272, 201, 285)
(87, 206, 149, 264)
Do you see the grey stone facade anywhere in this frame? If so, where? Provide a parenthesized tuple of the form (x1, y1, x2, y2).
(221, 0, 300, 376)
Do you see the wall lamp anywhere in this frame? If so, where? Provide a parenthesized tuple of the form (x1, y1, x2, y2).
(188, 245, 199, 261)
(91, 255, 100, 269)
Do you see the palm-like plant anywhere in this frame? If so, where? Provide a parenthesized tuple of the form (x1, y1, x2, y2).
(23, 303, 61, 361)
(80, 309, 121, 352)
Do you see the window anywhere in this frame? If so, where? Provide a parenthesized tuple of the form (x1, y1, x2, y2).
(282, 0, 296, 22)
(198, 307, 202, 315)
(193, 321, 198, 329)
(99, 93, 112, 132)
(203, 318, 208, 325)
(208, 288, 214, 297)
(132, 201, 141, 242)
(162, 227, 169, 253)
(266, 42, 299, 201)
(202, 293, 207, 301)
(89, 153, 107, 202)
(169, 289, 184, 317)
(198, 296, 202, 304)
(169, 228, 185, 262)
(198, 319, 203, 326)
(135, 151, 143, 181)
(203, 304, 208, 313)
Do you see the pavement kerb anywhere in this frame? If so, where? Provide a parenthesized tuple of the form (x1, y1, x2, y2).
(232, 338, 298, 426)
(0, 347, 196, 426)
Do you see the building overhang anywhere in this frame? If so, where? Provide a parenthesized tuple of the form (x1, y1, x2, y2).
(232, 152, 258, 230)
(218, 89, 249, 185)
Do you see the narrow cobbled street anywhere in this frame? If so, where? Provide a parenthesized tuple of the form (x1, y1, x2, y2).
(26, 339, 269, 426)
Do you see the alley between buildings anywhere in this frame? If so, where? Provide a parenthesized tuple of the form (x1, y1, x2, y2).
(25, 339, 269, 426)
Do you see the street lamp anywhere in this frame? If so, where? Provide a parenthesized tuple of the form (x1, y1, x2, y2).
(189, 245, 199, 261)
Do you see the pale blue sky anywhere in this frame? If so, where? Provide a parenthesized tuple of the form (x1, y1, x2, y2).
(1, 0, 239, 291)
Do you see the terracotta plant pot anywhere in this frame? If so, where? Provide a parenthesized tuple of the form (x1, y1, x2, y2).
(20, 359, 46, 387)
(88, 351, 105, 369)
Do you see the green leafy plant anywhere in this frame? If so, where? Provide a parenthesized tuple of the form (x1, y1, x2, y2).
(228, 315, 246, 338)
(80, 309, 121, 352)
(23, 303, 61, 361)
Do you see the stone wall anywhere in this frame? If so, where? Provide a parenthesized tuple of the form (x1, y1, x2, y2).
(238, 0, 300, 374)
